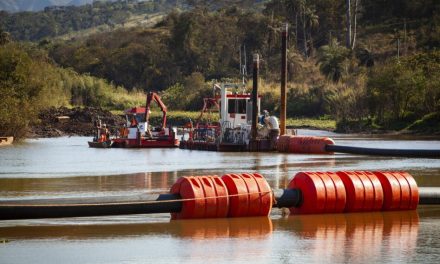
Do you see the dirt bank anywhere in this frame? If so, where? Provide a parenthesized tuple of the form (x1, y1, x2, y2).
(29, 107, 125, 138)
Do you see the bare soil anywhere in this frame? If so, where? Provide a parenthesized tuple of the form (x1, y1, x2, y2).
(29, 107, 125, 138)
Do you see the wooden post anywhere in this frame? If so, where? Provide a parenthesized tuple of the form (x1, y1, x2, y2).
(251, 54, 259, 141)
(280, 23, 288, 136)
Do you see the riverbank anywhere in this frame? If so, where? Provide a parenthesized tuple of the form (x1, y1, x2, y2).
(28, 107, 125, 138)
(27, 107, 440, 139)
(28, 108, 338, 138)
(335, 113, 440, 135)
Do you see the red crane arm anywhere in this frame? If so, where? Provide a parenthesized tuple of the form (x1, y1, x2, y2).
(145, 92, 167, 129)
(196, 98, 220, 125)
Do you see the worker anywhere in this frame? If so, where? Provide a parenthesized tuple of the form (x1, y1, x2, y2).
(130, 115, 138, 127)
(100, 124, 109, 141)
(259, 110, 270, 125)
(105, 125, 110, 140)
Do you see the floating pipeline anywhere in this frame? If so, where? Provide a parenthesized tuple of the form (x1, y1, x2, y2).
(2, 171, 439, 220)
(277, 135, 440, 158)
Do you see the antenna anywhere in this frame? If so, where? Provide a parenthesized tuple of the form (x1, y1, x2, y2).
(239, 45, 242, 77)
(242, 44, 247, 85)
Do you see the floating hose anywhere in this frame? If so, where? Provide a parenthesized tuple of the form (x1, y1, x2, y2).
(1, 171, 439, 220)
(277, 135, 440, 158)
(325, 144, 440, 158)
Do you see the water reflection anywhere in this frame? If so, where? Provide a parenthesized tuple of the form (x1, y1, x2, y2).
(0, 171, 181, 199)
(174, 217, 272, 239)
(0, 217, 272, 240)
(0, 211, 426, 263)
(1, 135, 440, 179)
(276, 211, 419, 263)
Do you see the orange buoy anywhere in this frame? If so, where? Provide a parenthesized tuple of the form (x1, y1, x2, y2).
(399, 171, 419, 210)
(288, 171, 346, 214)
(336, 171, 365, 212)
(170, 175, 229, 219)
(373, 171, 419, 210)
(276, 135, 291, 152)
(337, 171, 384, 212)
(170, 176, 203, 219)
(221, 173, 272, 217)
(361, 171, 384, 211)
(287, 136, 335, 154)
(249, 173, 273, 216)
(322, 171, 347, 213)
(221, 174, 248, 217)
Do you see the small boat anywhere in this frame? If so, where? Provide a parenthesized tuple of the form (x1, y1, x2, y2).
(88, 140, 113, 148)
(111, 92, 179, 148)
(0, 137, 13, 147)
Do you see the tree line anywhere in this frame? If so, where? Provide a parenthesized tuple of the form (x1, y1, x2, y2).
(0, 0, 184, 41)
(0, 37, 144, 138)
(1, 0, 440, 134)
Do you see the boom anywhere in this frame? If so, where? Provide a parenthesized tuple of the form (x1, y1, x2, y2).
(145, 92, 167, 129)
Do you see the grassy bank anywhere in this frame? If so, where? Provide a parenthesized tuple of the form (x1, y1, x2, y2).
(114, 110, 337, 130)
(335, 113, 440, 135)
(286, 118, 336, 131)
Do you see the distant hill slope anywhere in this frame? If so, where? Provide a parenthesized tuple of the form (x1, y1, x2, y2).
(0, 0, 178, 41)
(0, 0, 60, 13)
(0, 0, 121, 12)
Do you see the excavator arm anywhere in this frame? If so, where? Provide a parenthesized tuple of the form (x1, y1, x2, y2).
(196, 98, 220, 124)
(145, 92, 167, 129)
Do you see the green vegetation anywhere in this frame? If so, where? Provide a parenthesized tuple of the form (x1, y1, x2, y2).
(286, 117, 336, 131)
(146, 110, 336, 130)
(0, 0, 182, 41)
(1, 0, 440, 137)
(0, 40, 143, 138)
(48, 7, 275, 91)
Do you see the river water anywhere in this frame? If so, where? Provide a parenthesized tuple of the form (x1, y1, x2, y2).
(1, 130, 440, 263)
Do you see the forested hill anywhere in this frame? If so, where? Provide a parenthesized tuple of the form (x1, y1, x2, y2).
(0, 0, 134, 13)
(0, 0, 184, 41)
(0, 0, 266, 41)
(1, 0, 440, 138)
(47, 0, 440, 133)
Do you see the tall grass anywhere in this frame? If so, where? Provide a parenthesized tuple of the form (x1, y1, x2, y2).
(146, 111, 335, 130)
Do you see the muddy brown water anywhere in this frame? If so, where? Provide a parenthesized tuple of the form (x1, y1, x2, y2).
(1, 130, 440, 263)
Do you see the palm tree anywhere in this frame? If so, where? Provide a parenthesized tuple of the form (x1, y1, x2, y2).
(318, 39, 349, 82)
(0, 30, 11, 45)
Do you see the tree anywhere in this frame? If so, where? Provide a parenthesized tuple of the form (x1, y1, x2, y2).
(0, 30, 11, 45)
(346, 0, 359, 49)
(317, 40, 349, 82)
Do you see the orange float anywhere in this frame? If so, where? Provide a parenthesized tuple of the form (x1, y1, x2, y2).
(288, 171, 346, 214)
(336, 171, 384, 212)
(170, 175, 229, 219)
(373, 171, 419, 210)
(287, 136, 335, 154)
(169, 171, 419, 219)
(361, 171, 384, 211)
(321, 171, 347, 213)
(276, 135, 291, 152)
(221, 173, 272, 217)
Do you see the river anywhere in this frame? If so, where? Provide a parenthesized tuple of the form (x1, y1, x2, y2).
(1, 130, 440, 263)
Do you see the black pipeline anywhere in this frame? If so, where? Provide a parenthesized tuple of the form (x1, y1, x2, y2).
(277, 135, 440, 158)
(0, 189, 301, 220)
(326, 144, 440, 158)
(2, 187, 440, 220)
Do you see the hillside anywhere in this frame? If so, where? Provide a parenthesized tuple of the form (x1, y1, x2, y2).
(0, 40, 144, 138)
(0, 0, 122, 13)
(0, 0, 183, 41)
(48, 1, 440, 132)
(1, 0, 440, 137)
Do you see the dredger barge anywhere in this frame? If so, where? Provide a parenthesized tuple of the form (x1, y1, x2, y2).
(89, 92, 179, 148)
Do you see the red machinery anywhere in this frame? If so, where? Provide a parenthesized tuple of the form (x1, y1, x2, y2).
(112, 92, 179, 148)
